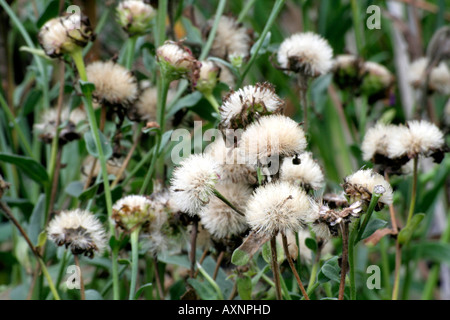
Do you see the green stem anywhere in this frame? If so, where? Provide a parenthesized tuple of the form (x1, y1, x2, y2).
(237, 0, 257, 23)
(350, 0, 364, 56)
(348, 220, 358, 300)
(125, 36, 138, 70)
(203, 92, 220, 114)
(0, 93, 33, 158)
(422, 208, 450, 300)
(199, 0, 227, 60)
(238, 0, 285, 87)
(139, 76, 170, 195)
(196, 262, 224, 300)
(70, 48, 118, 299)
(407, 157, 419, 224)
(155, 0, 167, 47)
(212, 188, 245, 216)
(355, 192, 382, 243)
(129, 228, 141, 300)
(38, 257, 61, 300)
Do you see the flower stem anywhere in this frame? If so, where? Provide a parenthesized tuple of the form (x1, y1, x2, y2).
(125, 35, 138, 70)
(70, 48, 118, 299)
(139, 76, 170, 195)
(129, 227, 141, 300)
(238, 0, 285, 87)
(270, 236, 283, 300)
(421, 208, 450, 299)
(348, 220, 358, 300)
(73, 254, 85, 300)
(198, 0, 227, 61)
(355, 192, 381, 243)
(407, 156, 419, 224)
(212, 188, 245, 216)
(339, 223, 349, 300)
(189, 218, 199, 278)
(203, 92, 220, 114)
(281, 232, 309, 300)
(38, 257, 61, 300)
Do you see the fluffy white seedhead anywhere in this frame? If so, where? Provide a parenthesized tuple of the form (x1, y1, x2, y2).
(86, 60, 138, 107)
(280, 152, 325, 191)
(238, 115, 307, 170)
(361, 122, 404, 161)
(208, 16, 252, 62)
(219, 82, 285, 131)
(34, 108, 86, 144)
(409, 57, 450, 95)
(47, 209, 107, 258)
(38, 14, 94, 58)
(204, 138, 257, 185)
(199, 181, 251, 239)
(387, 120, 445, 159)
(135, 86, 176, 122)
(343, 169, 393, 206)
(245, 181, 313, 237)
(81, 156, 124, 183)
(277, 32, 333, 77)
(170, 154, 221, 216)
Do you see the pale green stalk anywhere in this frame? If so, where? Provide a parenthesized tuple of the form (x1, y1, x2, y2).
(70, 48, 119, 300)
(238, 0, 285, 86)
(129, 227, 141, 300)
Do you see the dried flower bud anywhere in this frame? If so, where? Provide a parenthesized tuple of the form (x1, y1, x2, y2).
(343, 169, 393, 210)
(38, 13, 95, 58)
(156, 40, 201, 83)
(332, 54, 365, 91)
(116, 0, 157, 36)
(112, 195, 167, 233)
(195, 60, 221, 95)
(360, 61, 395, 104)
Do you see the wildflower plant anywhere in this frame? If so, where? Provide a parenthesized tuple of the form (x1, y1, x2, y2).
(1, 0, 450, 304)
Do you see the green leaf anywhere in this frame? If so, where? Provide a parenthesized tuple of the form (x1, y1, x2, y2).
(231, 248, 250, 266)
(262, 241, 284, 264)
(360, 218, 388, 241)
(250, 31, 271, 56)
(27, 194, 46, 245)
(0, 153, 49, 186)
(36, 231, 47, 249)
(398, 213, 425, 245)
(64, 181, 85, 198)
(84, 131, 113, 160)
(305, 237, 317, 252)
(318, 256, 340, 283)
(167, 91, 202, 117)
(78, 183, 99, 202)
(236, 276, 252, 300)
(79, 80, 96, 96)
(85, 289, 104, 300)
(407, 242, 450, 264)
(134, 283, 153, 300)
(187, 278, 218, 300)
(37, 0, 60, 28)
